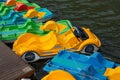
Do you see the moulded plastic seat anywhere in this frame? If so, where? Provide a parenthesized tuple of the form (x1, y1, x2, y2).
(14, 2, 40, 12)
(42, 70, 76, 80)
(5, 0, 29, 6)
(24, 8, 54, 22)
(23, 9, 45, 19)
(40, 20, 72, 34)
(5, 0, 16, 6)
(104, 66, 120, 80)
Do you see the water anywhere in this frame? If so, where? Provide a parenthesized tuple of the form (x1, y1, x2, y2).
(28, 0, 120, 79)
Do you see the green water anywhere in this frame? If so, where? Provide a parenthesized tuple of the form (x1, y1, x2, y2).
(30, 0, 120, 61)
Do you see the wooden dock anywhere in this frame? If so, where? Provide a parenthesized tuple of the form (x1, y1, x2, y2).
(0, 41, 34, 80)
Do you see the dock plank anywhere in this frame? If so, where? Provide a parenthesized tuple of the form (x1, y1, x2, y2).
(0, 41, 35, 80)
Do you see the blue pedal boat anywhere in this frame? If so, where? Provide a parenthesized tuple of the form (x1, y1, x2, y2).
(43, 50, 118, 80)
